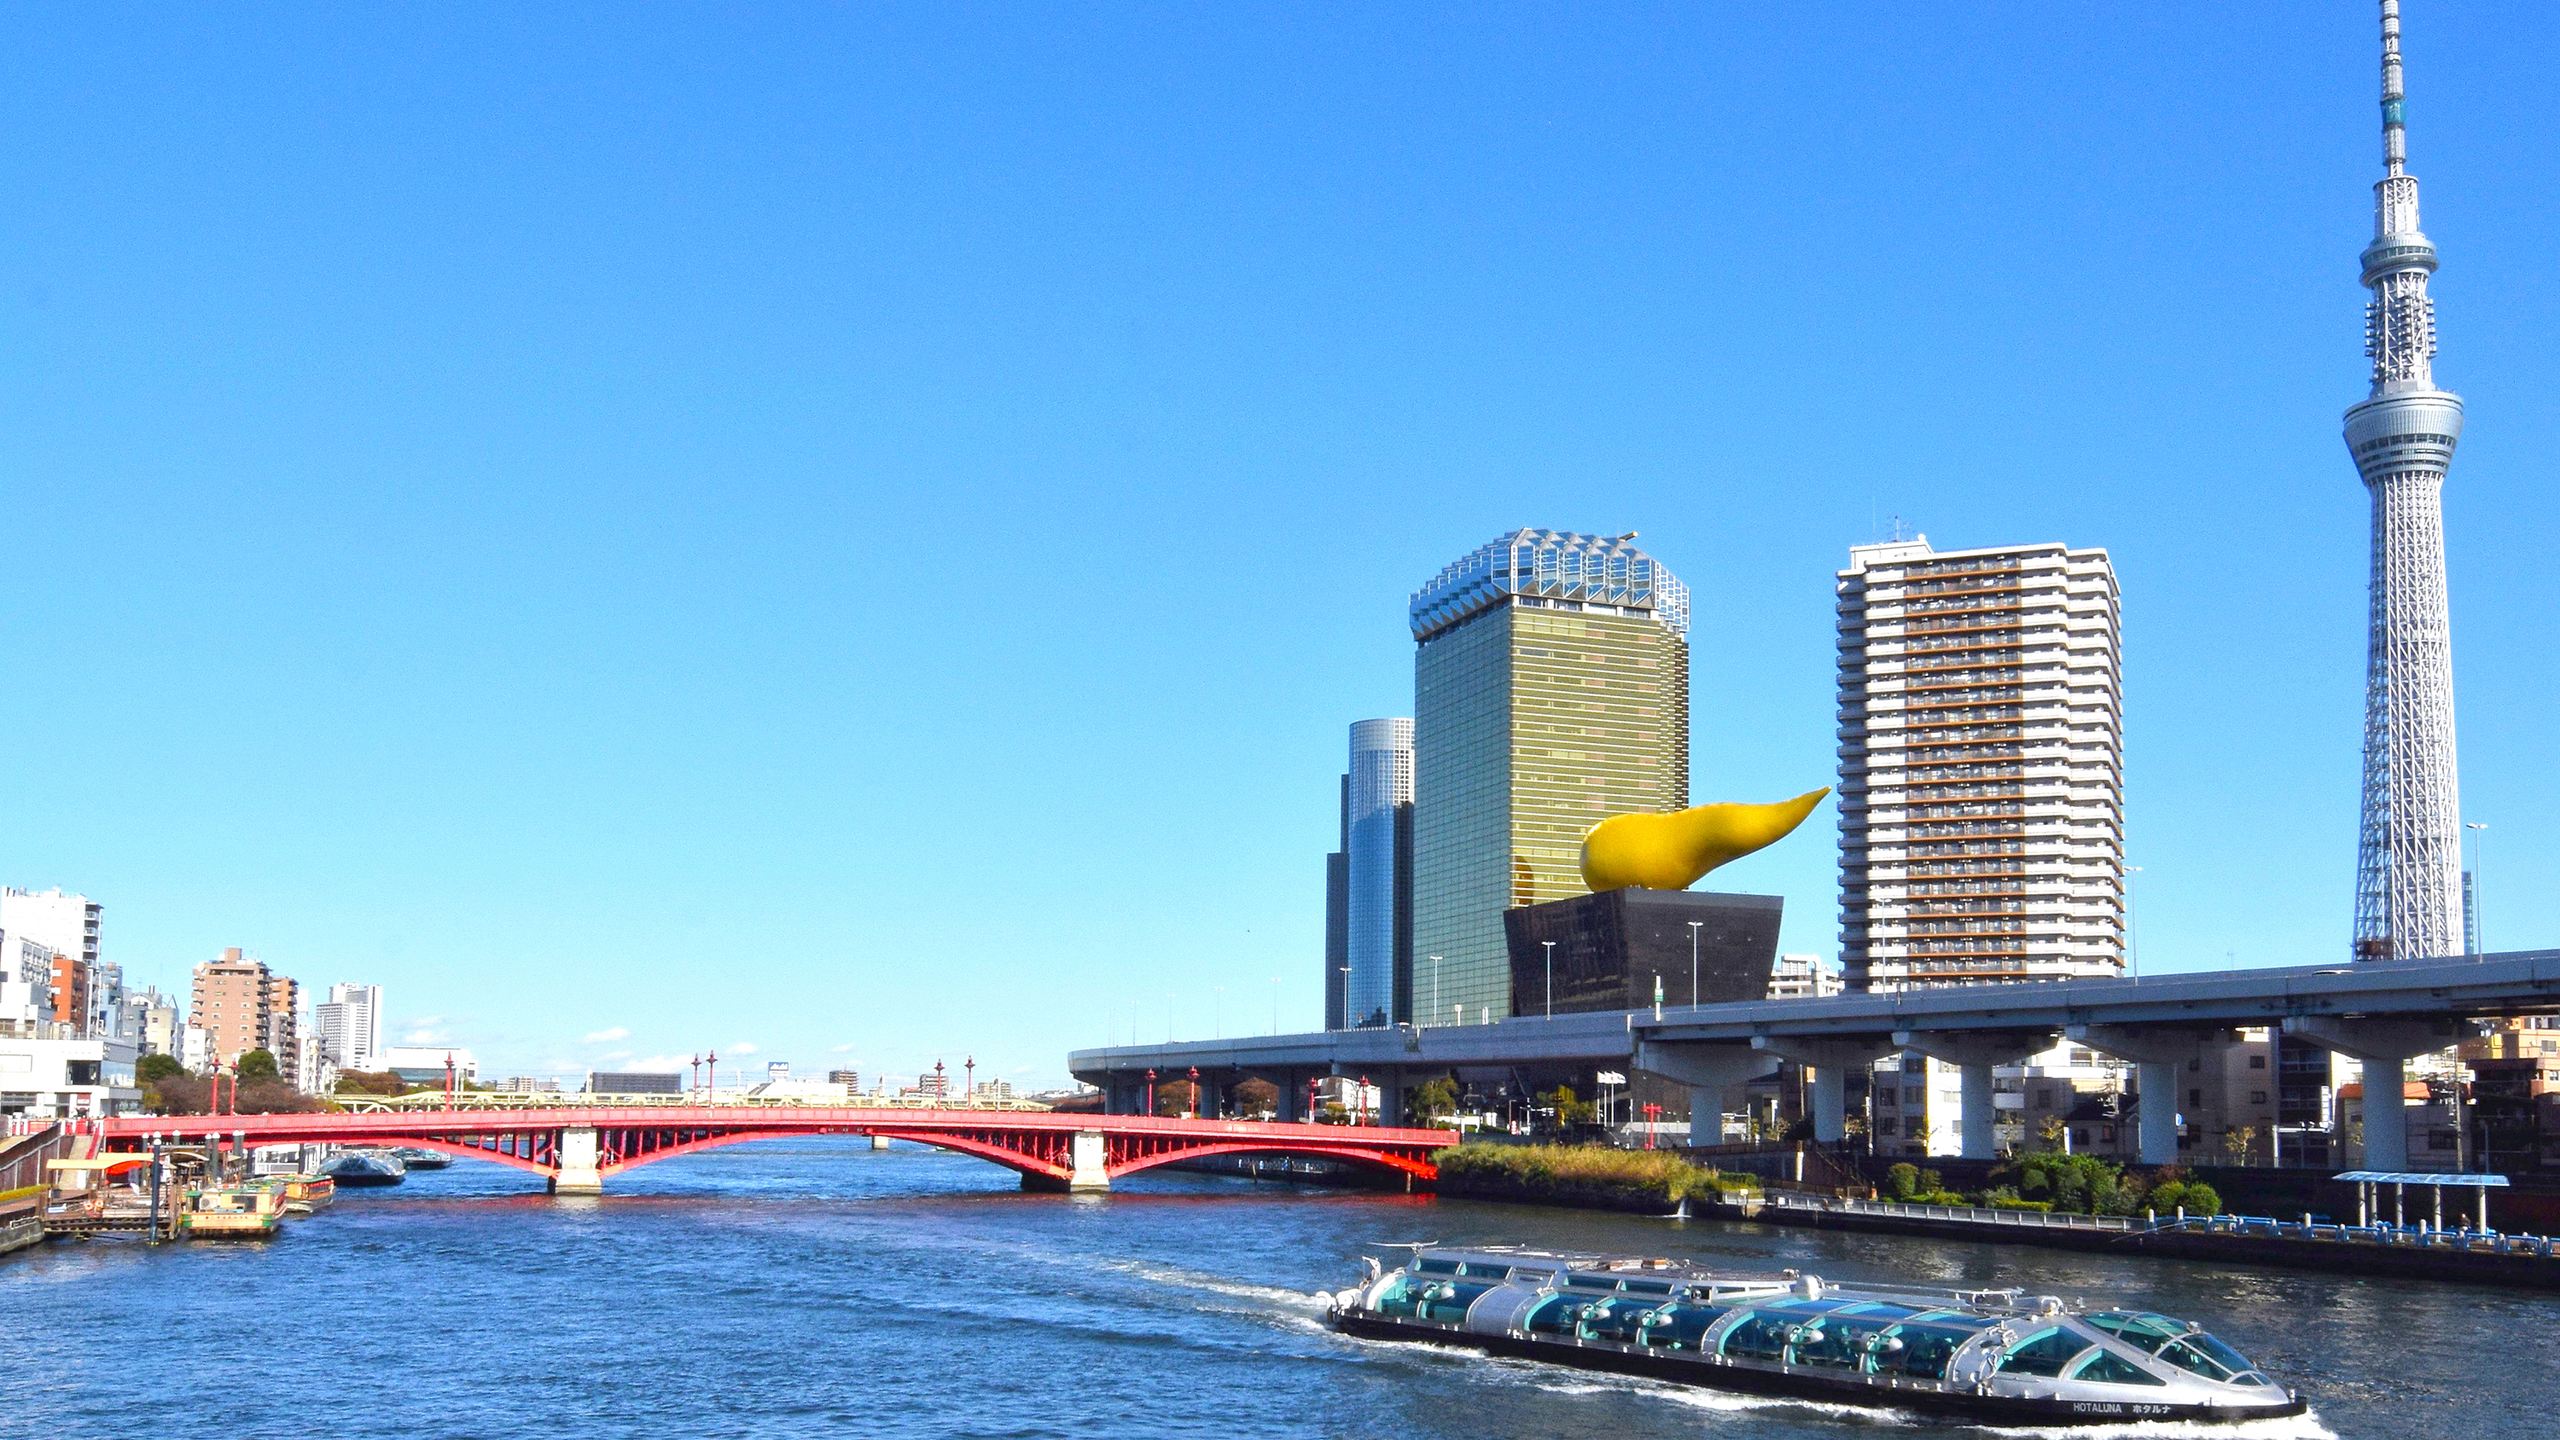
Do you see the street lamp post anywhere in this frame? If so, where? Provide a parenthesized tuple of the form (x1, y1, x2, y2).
(1337, 965, 1351, 1030)
(1688, 920, 1703, 1009)
(1541, 940, 1556, 1020)
(2126, 865, 2144, 976)
(2466, 822, 2489, 955)
(1429, 955, 1442, 1031)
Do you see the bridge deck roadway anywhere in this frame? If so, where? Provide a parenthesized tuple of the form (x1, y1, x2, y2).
(1069, 948, 2560, 1080)
(90, 1107, 1452, 1192)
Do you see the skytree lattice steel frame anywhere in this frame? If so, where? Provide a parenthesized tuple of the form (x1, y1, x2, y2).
(2347, 0, 2464, 961)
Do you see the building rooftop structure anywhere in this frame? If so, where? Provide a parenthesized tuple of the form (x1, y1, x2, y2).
(1410, 529, 1689, 642)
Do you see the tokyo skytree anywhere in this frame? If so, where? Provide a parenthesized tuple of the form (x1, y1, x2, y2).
(2346, 0, 2464, 961)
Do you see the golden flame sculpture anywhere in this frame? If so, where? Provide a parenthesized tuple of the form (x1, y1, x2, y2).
(1578, 788, 1830, 892)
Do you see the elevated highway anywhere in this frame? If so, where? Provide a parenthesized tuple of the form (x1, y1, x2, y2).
(1070, 949, 2560, 1170)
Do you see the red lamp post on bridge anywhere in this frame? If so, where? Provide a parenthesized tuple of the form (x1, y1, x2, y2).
(1642, 1102, 1663, 1151)
(707, 1050, 718, 1103)
(444, 1052, 458, 1113)
(1187, 1066, 1200, 1120)
(690, 1054, 701, 1100)
(1143, 1068, 1157, 1117)
(965, 1055, 976, 1103)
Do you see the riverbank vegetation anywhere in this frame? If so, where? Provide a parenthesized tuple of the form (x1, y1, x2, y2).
(1885, 1154, 2223, 1217)
(1432, 1143, 1757, 1211)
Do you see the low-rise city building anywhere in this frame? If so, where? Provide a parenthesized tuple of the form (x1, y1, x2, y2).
(0, 1034, 142, 1119)
(1768, 952, 1842, 1001)
(586, 1069, 681, 1095)
(377, 1044, 477, 1085)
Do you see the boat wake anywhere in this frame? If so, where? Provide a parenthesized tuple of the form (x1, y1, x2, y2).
(1976, 1416, 2337, 1440)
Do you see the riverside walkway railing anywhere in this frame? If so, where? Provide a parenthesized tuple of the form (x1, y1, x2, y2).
(1762, 1190, 2560, 1261)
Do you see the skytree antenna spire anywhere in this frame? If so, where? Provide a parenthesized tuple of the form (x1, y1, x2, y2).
(2347, 0, 2464, 961)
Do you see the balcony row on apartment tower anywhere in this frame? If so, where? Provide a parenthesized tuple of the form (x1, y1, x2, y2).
(1835, 536, 2126, 993)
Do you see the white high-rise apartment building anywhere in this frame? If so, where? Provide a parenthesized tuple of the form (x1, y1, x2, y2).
(0, 888, 104, 1033)
(1836, 536, 2125, 992)
(0, 888, 101, 971)
(315, 982, 383, 1071)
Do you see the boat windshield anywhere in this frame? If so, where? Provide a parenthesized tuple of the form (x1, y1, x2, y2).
(1993, 1327, 2092, 1378)
(2085, 1312, 2265, 1385)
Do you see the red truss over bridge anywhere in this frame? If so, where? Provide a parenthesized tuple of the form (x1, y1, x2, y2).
(91, 1106, 1448, 1194)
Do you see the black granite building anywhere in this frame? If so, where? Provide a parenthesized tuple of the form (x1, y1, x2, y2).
(1504, 889, 1781, 1017)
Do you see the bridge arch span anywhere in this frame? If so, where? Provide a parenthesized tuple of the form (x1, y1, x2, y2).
(590, 1126, 1075, 1185)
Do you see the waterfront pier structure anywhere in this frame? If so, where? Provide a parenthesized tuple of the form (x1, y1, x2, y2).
(1072, 950, 2560, 1172)
(69, 1105, 1448, 1196)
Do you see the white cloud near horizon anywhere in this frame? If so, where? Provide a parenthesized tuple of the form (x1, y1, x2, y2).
(582, 1026, 631, 1043)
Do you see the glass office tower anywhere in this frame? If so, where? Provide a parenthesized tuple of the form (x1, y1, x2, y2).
(1344, 718, 1415, 1028)
(1410, 530, 1691, 1023)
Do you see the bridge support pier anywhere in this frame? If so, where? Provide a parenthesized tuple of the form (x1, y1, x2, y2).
(2283, 1017, 2458, 1172)
(1895, 1031, 2055, 1161)
(1024, 1130, 1112, 1193)
(870, 1134, 891, 1151)
(551, 1126, 603, 1195)
(1635, 1041, 1779, 1145)
(1753, 1037, 1893, 1145)
(2069, 1026, 2214, 1166)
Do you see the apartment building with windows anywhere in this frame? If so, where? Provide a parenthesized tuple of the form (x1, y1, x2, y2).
(1836, 536, 2125, 990)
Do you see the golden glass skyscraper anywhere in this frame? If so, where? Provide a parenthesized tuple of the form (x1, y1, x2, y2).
(1409, 530, 1690, 1023)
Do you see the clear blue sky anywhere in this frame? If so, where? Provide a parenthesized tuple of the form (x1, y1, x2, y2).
(5, 5, 2554, 1088)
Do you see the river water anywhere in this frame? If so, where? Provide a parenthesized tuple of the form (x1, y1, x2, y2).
(0, 1138, 2538, 1439)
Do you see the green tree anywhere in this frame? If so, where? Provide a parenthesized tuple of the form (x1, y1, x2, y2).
(1232, 1078, 1278, 1117)
(135, 1053, 188, 1086)
(2222, 1125, 2260, 1167)
(1884, 1162, 1920, 1201)
(1409, 1076, 1461, 1123)
(235, 1049, 281, 1084)
(1153, 1079, 1197, 1118)
(2179, 1181, 2224, 1216)
(1537, 1084, 1595, 1130)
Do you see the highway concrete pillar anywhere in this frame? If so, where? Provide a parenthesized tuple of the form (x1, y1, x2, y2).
(1635, 1041, 1780, 1145)
(2068, 1026, 2214, 1167)
(1374, 1072, 1404, 1127)
(2282, 1017, 2458, 1173)
(1273, 1073, 1303, 1122)
(1896, 1031, 2054, 1162)
(2134, 1062, 2179, 1167)
(1752, 1038, 1893, 1146)
(1956, 1063, 1996, 1162)
(551, 1126, 603, 1196)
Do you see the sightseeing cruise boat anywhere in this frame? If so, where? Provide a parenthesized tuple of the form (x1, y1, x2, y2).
(1327, 1247, 2304, 1427)
(321, 1150, 408, 1188)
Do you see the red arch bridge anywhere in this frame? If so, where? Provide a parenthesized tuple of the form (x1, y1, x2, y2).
(89, 1107, 1447, 1195)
